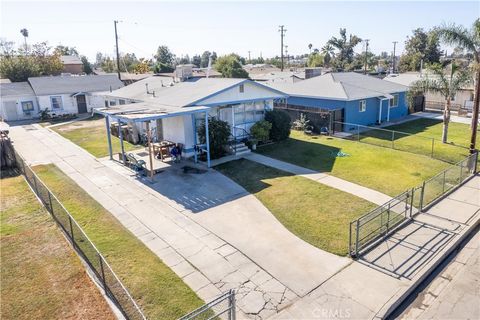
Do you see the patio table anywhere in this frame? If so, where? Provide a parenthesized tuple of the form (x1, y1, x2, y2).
(152, 141, 176, 161)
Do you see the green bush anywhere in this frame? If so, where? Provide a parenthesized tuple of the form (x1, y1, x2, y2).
(265, 110, 291, 141)
(250, 120, 272, 144)
(197, 117, 231, 159)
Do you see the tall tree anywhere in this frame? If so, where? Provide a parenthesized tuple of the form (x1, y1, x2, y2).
(191, 54, 202, 67)
(410, 63, 472, 143)
(54, 45, 79, 56)
(215, 54, 248, 78)
(326, 28, 362, 71)
(398, 28, 443, 72)
(20, 28, 28, 52)
(81, 56, 93, 74)
(154, 45, 175, 72)
(436, 19, 480, 152)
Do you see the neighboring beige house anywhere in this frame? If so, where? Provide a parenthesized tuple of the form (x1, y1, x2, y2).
(0, 82, 39, 121)
(60, 55, 83, 74)
(384, 72, 475, 113)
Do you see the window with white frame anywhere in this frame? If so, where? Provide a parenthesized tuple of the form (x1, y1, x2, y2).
(109, 100, 116, 106)
(359, 100, 366, 112)
(50, 96, 63, 109)
(21, 101, 34, 113)
(389, 94, 399, 108)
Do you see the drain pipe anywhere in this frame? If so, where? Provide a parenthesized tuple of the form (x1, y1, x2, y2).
(378, 97, 389, 124)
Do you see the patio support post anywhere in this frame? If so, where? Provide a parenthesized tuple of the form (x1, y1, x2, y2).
(386, 99, 391, 122)
(378, 99, 382, 124)
(146, 121, 154, 181)
(118, 119, 126, 165)
(191, 114, 198, 163)
(105, 116, 113, 160)
(205, 111, 211, 168)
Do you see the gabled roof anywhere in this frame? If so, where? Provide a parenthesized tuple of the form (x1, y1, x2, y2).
(269, 72, 408, 101)
(107, 77, 286, 107)
(60, 55, 82, 65)
(28, 75, 124, 96)
(0, 82, 35, 97)
(384, 72, 474, 90)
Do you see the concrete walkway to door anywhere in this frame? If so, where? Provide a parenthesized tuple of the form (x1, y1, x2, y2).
(245, 153, 393, 206)
(7, 122, 350, 319)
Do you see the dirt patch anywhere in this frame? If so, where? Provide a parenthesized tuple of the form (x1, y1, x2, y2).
(54, 117, 105, 132)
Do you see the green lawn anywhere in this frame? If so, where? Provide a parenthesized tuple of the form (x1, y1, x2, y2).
(357, 118, 472, 163)
(257, 130, 450, 197)
(1, 174, 114, 320)
(33, 164, 205, 319)
(52, 117, 140, 158)
(216, 159, 376, 256)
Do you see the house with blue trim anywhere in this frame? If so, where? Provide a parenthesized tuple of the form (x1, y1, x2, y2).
(96, 77, 287, 167)
(269, 72, 409, 131)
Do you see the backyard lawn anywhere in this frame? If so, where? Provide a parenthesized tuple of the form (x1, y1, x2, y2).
(357, 118, 473, 163)
(52, 116, 140, 158)
(216, 159, 377, 256)
(257, 130, 450, 197)
(0, 174, 114, 320)
(33, 164, 205, 319)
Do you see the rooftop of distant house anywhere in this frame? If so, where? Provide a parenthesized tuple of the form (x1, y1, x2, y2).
(60, 55, 82, 65)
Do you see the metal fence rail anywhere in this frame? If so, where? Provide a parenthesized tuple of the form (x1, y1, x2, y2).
(349, 151, 478, 257)
(14, 151, 146, 320)
(333, 121, 469, 164)
(178, 290, 236, 320)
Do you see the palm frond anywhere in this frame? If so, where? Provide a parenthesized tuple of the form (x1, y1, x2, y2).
(437, 22, 478, 59)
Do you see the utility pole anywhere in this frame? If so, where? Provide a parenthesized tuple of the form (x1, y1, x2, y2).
(114, 20, 121, 81)
(363, 39, 369, 74)
(278, 25, 286, 71)
(248, 51, 251, 63)
(392, 41, 397, 74)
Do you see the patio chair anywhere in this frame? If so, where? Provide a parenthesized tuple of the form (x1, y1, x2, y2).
(126, 153, 146, 174)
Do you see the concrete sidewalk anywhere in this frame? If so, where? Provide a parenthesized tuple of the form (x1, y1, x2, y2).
(273, 175, 480, 319)
(246, 153, 392, 206)
(8, 123, 350, 319)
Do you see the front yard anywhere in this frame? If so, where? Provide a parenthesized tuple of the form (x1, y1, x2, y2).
(358, 118, 473, 163)
(1, 174, 114, 320)
(33, 164, 206, 319)
(216, 159, 376, 256)
(52, 116, 139, 158)
(257, 130, 450, 197)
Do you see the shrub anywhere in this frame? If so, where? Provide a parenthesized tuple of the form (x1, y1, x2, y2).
(250, 120, 272, 144)
(265, 110, 291, 141)
(197, 117, 231, 159)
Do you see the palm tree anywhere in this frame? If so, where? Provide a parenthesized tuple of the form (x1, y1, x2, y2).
(326, 29, 362, 71)
(410, 63, 472, 143)
(436, 19, 479, 152)
(308, 43, 313, 54)
(20, 28, 28, 52)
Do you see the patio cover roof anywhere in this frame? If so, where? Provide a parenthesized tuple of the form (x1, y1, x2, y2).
(94, 102, 209, 123)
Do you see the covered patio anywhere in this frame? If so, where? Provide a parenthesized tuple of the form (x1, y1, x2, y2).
(94, 102, 213, 181)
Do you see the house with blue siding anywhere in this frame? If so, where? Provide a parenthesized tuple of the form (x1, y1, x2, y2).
(269, 72, 409, 132)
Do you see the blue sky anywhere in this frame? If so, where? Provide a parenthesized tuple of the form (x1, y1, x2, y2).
(1, 1, 478, 61)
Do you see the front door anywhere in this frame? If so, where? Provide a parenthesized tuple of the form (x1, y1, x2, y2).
(76, 94, 88, 113)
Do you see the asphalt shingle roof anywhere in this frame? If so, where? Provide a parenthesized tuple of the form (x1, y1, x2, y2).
(109, 77, 250, 107)
(269, 72, 408, 101)
(0, 82, 35, 97)
(28, 75, 124, 96)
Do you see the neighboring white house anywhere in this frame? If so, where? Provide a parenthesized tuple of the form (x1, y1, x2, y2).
(0, 82, 39, 121)
(97, 77, 287, 163)
(29, 74, 124, 116)
(0, 74, 124, 121)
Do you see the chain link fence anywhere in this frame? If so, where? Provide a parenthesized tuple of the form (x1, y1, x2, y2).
(333, 121, 469, 164)
(178, 290, 236, 320)
(14, 151, 146, 320)
(349, 151, 478, 257)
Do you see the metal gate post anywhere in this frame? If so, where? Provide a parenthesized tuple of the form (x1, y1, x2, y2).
(391, 131, 395, 149)
(419, 181, 426, 212)
(229, 289, 236, 320)
(386, 203, 391, 235)
(474, 152, 478, 174)
(442, 170, 446, 193)
(355, 220, 360, 257)
(409, 188, 415, 217)
(32, 174, 39, 196)
(459, 162, 463, 183)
